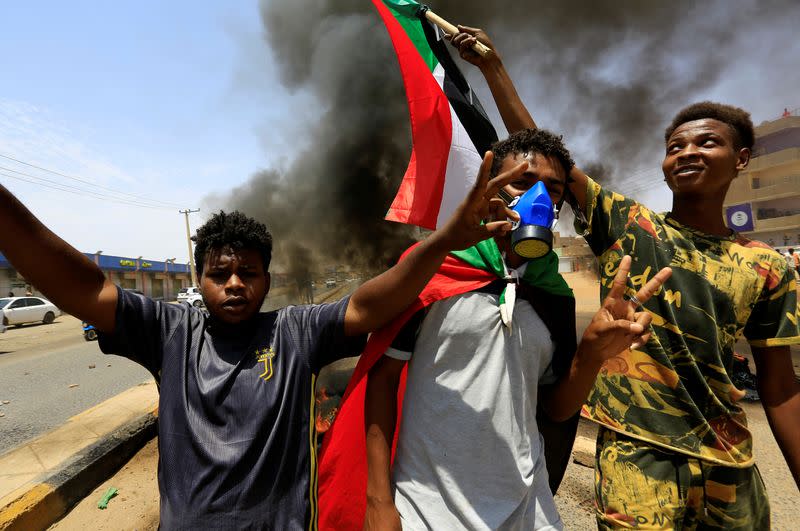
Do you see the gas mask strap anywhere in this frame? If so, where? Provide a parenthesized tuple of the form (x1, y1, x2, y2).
(497, 188, 515, 205)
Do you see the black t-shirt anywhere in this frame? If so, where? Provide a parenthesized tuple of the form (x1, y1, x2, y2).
(99, 287, 365, 530)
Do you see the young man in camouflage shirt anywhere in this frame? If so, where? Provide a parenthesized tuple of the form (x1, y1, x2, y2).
(449, 26, 800, 529)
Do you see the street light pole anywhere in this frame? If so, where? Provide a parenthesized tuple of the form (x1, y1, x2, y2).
(179, 209, 200, 287)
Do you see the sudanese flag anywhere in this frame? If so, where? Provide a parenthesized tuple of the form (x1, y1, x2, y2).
(375, 0, 499, 229)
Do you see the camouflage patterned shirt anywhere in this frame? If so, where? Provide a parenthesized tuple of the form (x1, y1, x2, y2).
(578, 177, 800, 466)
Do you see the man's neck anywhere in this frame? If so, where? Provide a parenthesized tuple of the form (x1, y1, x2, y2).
(208, 314, 260, 337)
(670, 197, 731, 237)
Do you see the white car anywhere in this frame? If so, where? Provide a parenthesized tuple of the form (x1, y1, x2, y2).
(0, 296, 62, 327)
(186, 292, 205, 308)
(177, 287, 200, 303)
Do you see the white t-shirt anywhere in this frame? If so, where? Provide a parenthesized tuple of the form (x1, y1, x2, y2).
(388, 286, 563, 530)
(784, 251, 794, 269)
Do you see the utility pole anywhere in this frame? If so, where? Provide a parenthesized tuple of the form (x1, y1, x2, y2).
(180, 209, 200, 287)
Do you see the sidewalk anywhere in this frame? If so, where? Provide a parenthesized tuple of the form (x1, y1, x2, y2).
(0, 382, 158, 530)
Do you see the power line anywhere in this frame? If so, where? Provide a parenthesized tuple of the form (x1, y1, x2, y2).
(0, 164, 174, 209)
(0, 152, 183, 208)
(0, 169, 172, 210)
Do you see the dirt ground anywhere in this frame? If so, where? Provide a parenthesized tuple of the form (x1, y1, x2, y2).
(49, 438, 159, 531)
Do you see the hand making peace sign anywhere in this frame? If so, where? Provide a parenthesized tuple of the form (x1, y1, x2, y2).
(435, 151, 523, 251)
(580, 255, 673, 361)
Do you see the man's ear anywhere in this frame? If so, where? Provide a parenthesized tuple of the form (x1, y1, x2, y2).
(265, 272, 271, 294)
(736, 147, 751, 171)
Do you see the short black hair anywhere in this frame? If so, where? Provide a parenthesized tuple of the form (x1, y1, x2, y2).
(790, 248, 795, 253)
(192, 210, 273, 276)
(490, 128, 575, 178)
(664, 102, 754, 151)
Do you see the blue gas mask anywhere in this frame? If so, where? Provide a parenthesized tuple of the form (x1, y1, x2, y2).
(500, 181, 557, 259)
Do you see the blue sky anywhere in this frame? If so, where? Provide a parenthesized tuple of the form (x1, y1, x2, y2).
(0, 1, 302, 262)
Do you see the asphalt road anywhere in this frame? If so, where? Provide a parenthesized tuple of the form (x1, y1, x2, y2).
(0, 325, 153, 453)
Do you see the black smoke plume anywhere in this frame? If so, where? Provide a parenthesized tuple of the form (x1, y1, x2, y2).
(219, 0, 799, 278)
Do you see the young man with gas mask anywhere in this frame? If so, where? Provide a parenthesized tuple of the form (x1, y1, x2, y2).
(449, 25, 800, 529)
(357, 130, 672, 530)
(0, 156, 554, 530)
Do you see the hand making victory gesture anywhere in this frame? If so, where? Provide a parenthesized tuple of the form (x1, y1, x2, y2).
(434, 151, 524, 251)
(582, 255, 673, 359)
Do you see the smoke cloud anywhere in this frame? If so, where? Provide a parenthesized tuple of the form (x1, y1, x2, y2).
(216, 0, 800, 278)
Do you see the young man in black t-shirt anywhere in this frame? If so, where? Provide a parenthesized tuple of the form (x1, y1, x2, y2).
(0, 153, 532, 530)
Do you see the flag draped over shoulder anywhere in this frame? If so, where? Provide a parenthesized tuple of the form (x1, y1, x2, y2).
(374, 0, 499, 229)
(316, 243, 575, 530)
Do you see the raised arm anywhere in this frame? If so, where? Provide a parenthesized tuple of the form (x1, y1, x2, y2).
(344, 152, 524, 337)
(751, 345, 800, 489)
(448, 25, 534, 133)
(363, 355, 406, 531)
(448, 25, 591, 213)
(0, 184, 118, 332)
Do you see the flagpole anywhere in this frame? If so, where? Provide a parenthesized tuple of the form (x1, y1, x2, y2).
(422, 9, 491, 57)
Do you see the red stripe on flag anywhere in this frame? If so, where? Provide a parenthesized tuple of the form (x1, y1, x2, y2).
(372, 0, 452, 230)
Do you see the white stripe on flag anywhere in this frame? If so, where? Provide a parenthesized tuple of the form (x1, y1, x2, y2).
(432, 64, 484, 229)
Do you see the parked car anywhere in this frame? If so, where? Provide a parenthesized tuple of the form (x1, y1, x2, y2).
(186, 292, 205, 308)
(325, 279, 336, 288)
(0, 296, 61, 327)
(177, 287, 200, 303)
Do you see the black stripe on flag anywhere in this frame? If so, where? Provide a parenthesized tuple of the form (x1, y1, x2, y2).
(420, 18, 499, 154)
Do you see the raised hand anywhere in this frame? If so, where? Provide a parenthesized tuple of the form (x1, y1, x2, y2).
(580, 255, 672, 361)
(435, 151, 524, 251)
(446, 25, 498, 68)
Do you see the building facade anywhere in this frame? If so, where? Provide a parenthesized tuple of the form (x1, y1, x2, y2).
(554, 232, 596, 273)
(0, 252, 191, 301)
(724, 113, 800, 249)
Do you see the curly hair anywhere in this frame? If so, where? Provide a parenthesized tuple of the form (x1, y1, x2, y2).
(490, 128, 575, 178)
(192, 210, 273, 275)
(664, 102, 754, 150)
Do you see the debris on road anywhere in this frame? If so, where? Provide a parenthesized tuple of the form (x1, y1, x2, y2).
(69, 384, 80, 388)
(89, 364, 96, 369)
(2, 400, 9, 404)
(571, 435, 596, 469)
(97, 487, 118, 509)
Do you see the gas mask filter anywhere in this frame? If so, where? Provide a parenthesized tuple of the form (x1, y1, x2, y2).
(504, 181, 557, 259)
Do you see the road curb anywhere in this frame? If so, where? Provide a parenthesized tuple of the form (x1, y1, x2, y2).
(0, 411, 157, 531)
